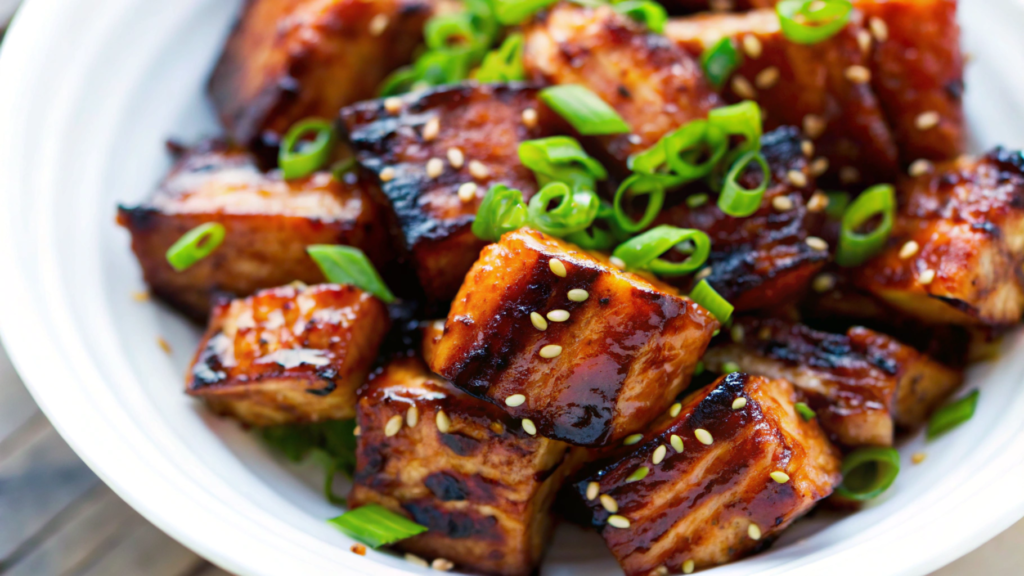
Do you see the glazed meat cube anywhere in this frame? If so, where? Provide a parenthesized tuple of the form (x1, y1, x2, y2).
(523, 3, 721, 169)
(428, 228, 719, 447)
(654, 127, 829, 311)
(665, 9, 899, 185)
(571, 373, 841, 575)
(702, 317, 963, 446)
(208, 0, 435, 153)
(855, 149, 1024, 326)
(340, 84, 550, 303)
(349, 355, 586, 576)
(656, 0, 775, 14)
(117, 141, 395, 320)
(186, 283, 389, 426)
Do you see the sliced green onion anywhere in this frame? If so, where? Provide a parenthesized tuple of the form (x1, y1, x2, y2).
(927, 390, 979, 439)
(777, 0, 853, 45)
(425, 12, 479, 51)
(473, 33, 526, 82)
(519, 136, 608, 189)
(663, 120, 728, 181)
(701, 37, 741, 88)
(527, 182, 601, 236)
(307, 245, 395, 303)
(280, 119, 335, 180)
(613, 225, 711, 277)
(825, 191, 850, 219)
(625, 466, 650, 482)
(540, 84, 631, 136)
(686, 193, 709, 208)
(795, 402, 816, 421)
(835, 184, 896, 267)
(329, 504, 428, 548)
(612, 175, 665, 234)
(718, 151, 770, 218)
(263, 420, 357, 505)
(566, 227, 615, 250)
(495, 0, 558, 25)
(835, 447, 900, 501)
(166, 223, 226, 271)
(613, 0, 668, 33)
(689, 279, 734, 323)
(708, 100, 763, 161)
(473, 184, 529, 242)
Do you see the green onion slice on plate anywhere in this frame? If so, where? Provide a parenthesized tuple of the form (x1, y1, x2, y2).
(701, 37, 741, 88)
(473, 33, 526, 82)
(835, 446, 900, 501)
(613, 225, 711, 277)
(328, 504, 428, 548)
(927, 389, 979, 439)
(539, 84, 631, 136)
(527, 182, 601, 236)
(613, 0, 668, 33)
(519, 136, 608, 189)
(280, 118, 335, 181)
(166, 222, 226, 272)
(835, 183, 896, 267)
(307, 245, 396, 303)
(776, 0, 853, 45)
(689, 279, 734, 323)
(473, 183, 529, 242)
(708, 100, 763, 161)
(795, 402, 817, 421)
(612, 174, 666, 234)
(717, 150, 770, 218)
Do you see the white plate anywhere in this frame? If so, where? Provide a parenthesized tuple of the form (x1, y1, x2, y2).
(1, 0, 1024, 574)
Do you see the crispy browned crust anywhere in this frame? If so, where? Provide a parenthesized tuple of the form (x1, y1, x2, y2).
(702, 317, 963, 446)
(208, 0, 435, 152)
(428, 228, 719, 447)
(349, 355, 586, 576)
(571, 373, 841, 576)
(855, 149, 1024, 326)
(657, 0, 776, 14)
(655, 127, 828, 311)
(665, 9, 899, 186)
(185, 283, 389, 426)
(116, 140, 396, 320)
(340, 84, 553, 304)
(523, 3, 722, 170)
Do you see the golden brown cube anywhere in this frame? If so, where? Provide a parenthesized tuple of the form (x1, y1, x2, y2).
(428, 228, 719, 447)
(349, 355, 585, 576)
(702, 317, 963, 446)
(572, 373, 841, 576)
(116, 141, 396, 320)
(186, 283, 389, 426)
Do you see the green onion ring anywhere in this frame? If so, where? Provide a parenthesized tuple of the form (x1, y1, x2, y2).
(663, 120, 729, 181)
(306, 245, 396, 303)
(519, 136, 608, 189)
(927, 390, 979, 439)
(472, 184, 529, 242)
(527, 182, 601, 236)
(612, 225, 711, 277)
(612, 0, 668, 33)
(689, 279, 734, 323)
(279, 118, 335, 181)
(776, 0, 854, 45)
(539, 84, 631, 136)
(166, 222, 226, 272)
(835, 446, 900, 501)
(612, 175, 666, 234)
(708, 100, 763, 162)
(701, 37, 742, 89)
(717, 150, 770, 218)
(835, 184, 896, 267)
(473, 33, 526, 82)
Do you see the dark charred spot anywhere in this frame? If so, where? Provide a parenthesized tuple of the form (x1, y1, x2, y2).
(944, 79, 964, 101)
(617, 85, 632, 99)
(403, 501, 501, 540)
(440, 432, 482, 456)
(424, 472, 470, 501)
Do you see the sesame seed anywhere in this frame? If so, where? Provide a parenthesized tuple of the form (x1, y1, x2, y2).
(839, 166, 861, 184)
(383, 97, 403, 114)
(379, 167, 396, 182)
(457, 182, 478, 203)
(687, 193, 709, 208)
(810, 157, 829, 177)
(845, 65, 871, 84)
(770, 471, 791, 483)
(869, 17, 889, 42)
(803, 114, 827, 139)
(787, 170, 808, 187)
(586, 481, 600, 500)
(426, 157, 444, 179)
(522, 108, 539, 128)
(731, 325, 745, 343)
(909, 159, 934, 177)
(432, 558, 455, 571)
(539, 345, 562, 358)
(549, 258, 567, 277)
(695, 267, 712, 280)
(806, 236, 829, 251)
(915, 111, 940, 130)
(530, 312, 548, 331)
(723, 361, 740, 374)
(624, 433, 643, 445)
(132, 290, 150, 302)
(670, 434, 684, 452)
(600, 494, 619, 513)
(610, 256, 626, 269)
(405, 553, 429, 568)
(682, 560, 695, 574)
(807, 191, 829, 212)
(422, 117, 440, 141)
(447, 147, 465, 168)
(899, 240, 920, 259)
(385, 414, 403, 437)
(436, 410, 451, 433)
(406, 405, 419, 427)
(812, 273, 836, 293)
(652, 445, 668, 465)
(772, 195, 794, 212)
(522, 418, 537, 435)
(748, 523, 762, 540)
(490, 421, 505, 435)
(351, 543, 367, 555)
(731, 76, 757, 100)
(695, 428, 713, 445)
(755, 67, 780, 89)
(607, 515, 631, 529)
(912, 452, 927, 464)
(919, 269, 936, 285)
(369, 13, 390, 36)
(742, 35, 763, 58)
(652, 568, 669, 576)
(547, 309, 570, 323)
(669, 403, 682, 418)
(353, 425, 362, 436)
(157, 337, 172, 355)
(626, 466, 650, 482)
(801, 140, 814, 157)
(732, 397, 747, 410)
(505, 394, 526, 407)
(468, 160, 490, 180)
(856, 29, 872, 55)
(568, 289, 589, 302)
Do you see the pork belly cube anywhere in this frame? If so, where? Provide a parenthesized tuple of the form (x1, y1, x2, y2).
(340, 84, 550, 303)
(858, 0, 965, 162)
(702, 317, 963, 446)
(186, 283, 389, 426)
(655, 127, 828, 311)
(349, 356, 585, 576)
(572, 373, 841, 576)
(666, 9, 899, 185)
(208, 0, 435, 153)
(656, 0, 775, 14)
(117, 141, 396, 320)
(429, 228, 719, 447)
(855, 149, 1024, 326)
(523, 3, 722, 169)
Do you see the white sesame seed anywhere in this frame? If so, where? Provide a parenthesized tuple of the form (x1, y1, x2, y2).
(687, 193, 709, 208)
(807, 191, 830, 213)
(539, 345, 562, 358)
(670, 434, 684, 452)
(436, 410, 451, 433)
(695, 428, 713, 445)
(912, 452, 927, 464)
(731, 76, 757, 100)
(369, 13, 390, 36)
(772, 195, 794, 212)
(490, 421, 505, 435)
(856, 29, 872, 55)
(839, 166, 861, 184)
(432, 558, 455, 572)
(787, 169, 808, 187)
(770, 471, 791, 483)
(547, 309, 570, 322)
(845, 65, 872, 84)
(422, 117, 440, 141)
(812, 273, 836, 293)
(748, 523, 762, 540)
(530, 312, 548, 331)
(742, 35, 763, 59)
(899, 240, 920, 259)
(426, 157, 444, 179)
(624, 433, 644, 445)
(652, 445, 668, 465)
(522, 418, 537, 435)
(609, 256, 626, 269)
(755, 67, 780, 89)
(405, 553, 429, 568)
(801, 140, 815, 158)
(607, 515, 631, 529)
(385, 414, 403, 437)
(810, 157, 829, 177)
(695, 267, 712, 280)
(457, 182, 478, 203)
(447, 147, 465, 168)
(550, 258, 567, 277)
(522, 108, 539, 128)
(803, 114, 827, 139)
(354, 425, 362, 436)
(682, 560, 695, 574)
(869, 17, 889, 42)
(806, 236, 829, 251)
(379, 167, 396, 182)
(669, 403, 682, 418)
(652, 567, 669, 576)
(909, 159, 934, 177)
(586, 481, 600, 500)
(568, 289, 589, 302)
(916, 111, 940, 130)
(468, 160, 490, 180)
(505, 394, 526, 407)
(731, 325, 745, 343)
(600, 494, 619, 513)
(406, 405, 419, 427)
(919, 269, 936, 285)
(384, 97, 403, 114)
(732, 397, 747, 410)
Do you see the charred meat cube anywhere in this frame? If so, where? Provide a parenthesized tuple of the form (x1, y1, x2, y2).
(702, 317, 963, 446)
(186, 283, 389, 426)
(855, 149, 1024, 326)
(666, 9, 899, 185)
(656, 0, 776, 14)
(428, 228, 719, 447)
(208, 0, 435, 154)
(349, 355, 586, 576)
(571, 373, 841, 575)
(523, 3, 722, 170)
(654, 127, 829, 311)
(340, 84, 551, 304)
(117, 141, 396, 320)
